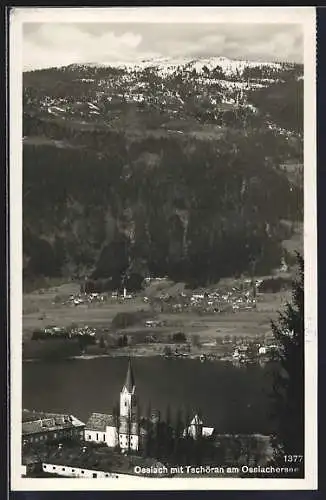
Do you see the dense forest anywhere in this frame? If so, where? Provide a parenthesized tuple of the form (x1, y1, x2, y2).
(23, 60, 303, 289)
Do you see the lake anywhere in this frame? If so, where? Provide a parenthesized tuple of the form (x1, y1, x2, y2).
(22, 357, 277, 434)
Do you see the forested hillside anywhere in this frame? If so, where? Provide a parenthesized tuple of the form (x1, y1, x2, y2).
(23, 57, 303, 289)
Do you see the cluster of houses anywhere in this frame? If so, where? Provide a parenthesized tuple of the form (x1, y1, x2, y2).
(59, 288, 135, 307)
(147, 280, 259, 315)
(32, 325, 96, 340)
(111, 289, 134, 300)
(61, 279, 260, 314)
(189, 287, 257, 313)
(61, 292, 107, 306)
(232, 342, 280, 364)
(161, 335, 280, 364)
(144, 319, 166, 328)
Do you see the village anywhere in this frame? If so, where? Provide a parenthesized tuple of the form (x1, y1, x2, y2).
(21, 359, 274, 479)
(23, 275, 287, 365)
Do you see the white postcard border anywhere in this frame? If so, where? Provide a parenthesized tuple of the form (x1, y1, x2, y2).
(10, 6, 317, 491)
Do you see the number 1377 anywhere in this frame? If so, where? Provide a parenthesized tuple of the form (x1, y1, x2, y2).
(284, 455, 303, 463)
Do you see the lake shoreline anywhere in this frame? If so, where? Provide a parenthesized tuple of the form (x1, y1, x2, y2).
(23, 356, 276, 434)
(23, 353, 232, 363)
(23, 339, 226, 362)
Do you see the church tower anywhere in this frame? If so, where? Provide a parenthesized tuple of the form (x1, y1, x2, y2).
(120, 359, 137, 419)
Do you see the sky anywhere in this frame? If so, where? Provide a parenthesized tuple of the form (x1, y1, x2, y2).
(22, 22, 303, 71)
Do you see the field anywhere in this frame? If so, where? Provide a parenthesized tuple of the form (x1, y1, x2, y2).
(23, 281, 290, 347)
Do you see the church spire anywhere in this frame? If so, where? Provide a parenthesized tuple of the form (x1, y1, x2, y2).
(123, 358, 135, 393)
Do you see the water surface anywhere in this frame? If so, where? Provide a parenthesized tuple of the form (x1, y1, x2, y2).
(22, 357, 276, 433)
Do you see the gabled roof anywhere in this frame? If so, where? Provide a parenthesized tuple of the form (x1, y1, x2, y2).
(123, 359, 135, 392)
(42, 445, 172, 476)
(22, 411, 84, 435)
(85, 412, 115, 431)
(190, 414, 203, 426)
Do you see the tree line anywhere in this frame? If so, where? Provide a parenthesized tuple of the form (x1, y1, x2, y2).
(110, 401, 269, 469)
(23, 123, 302, 287)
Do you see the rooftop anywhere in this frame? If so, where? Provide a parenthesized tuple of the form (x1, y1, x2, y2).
(31, 443, 170, 476)
(22, 410, 85, 436)
(190, 414, 203, 426)
(85, 413, 142, 432)
(85, 413, 115, 431)
(123, 359, 135, 392)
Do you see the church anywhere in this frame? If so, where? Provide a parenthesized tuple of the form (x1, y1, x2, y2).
(85, 359, 146, 451)
(85, 359, 214, 452)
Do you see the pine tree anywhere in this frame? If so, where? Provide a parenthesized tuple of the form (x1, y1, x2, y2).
(145, 400, 152, 457)
(270, 253, 304, 474)
(173, 408, 184, 463)
(195, 407, 204, 465)
(162, 404, 173, 460)
(99, 335, 106, 349)
(165, 404, 171, 429)
(154, 410, 161, 458)
(184, 406, 190, 438)
(183, 405, 192, 463)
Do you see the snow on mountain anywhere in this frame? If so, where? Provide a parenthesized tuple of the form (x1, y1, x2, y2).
(186, 56, 283, 76)
(85, 55, 284, 77)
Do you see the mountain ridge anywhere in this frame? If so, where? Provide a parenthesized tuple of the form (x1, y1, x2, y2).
(25, 54, 298, 77)
(23, 56, 303, 288)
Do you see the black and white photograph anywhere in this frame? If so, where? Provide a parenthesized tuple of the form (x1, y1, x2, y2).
(10, 6, 317, 491)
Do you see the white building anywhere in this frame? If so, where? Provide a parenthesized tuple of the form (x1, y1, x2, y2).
(85, 360, 144, 452)
(38, 450, 170, 478)
(41, 460, 149, 479)
(183, 414, 215, 440)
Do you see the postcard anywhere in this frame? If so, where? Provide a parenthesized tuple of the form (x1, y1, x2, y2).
(9, 6, 317, 491)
